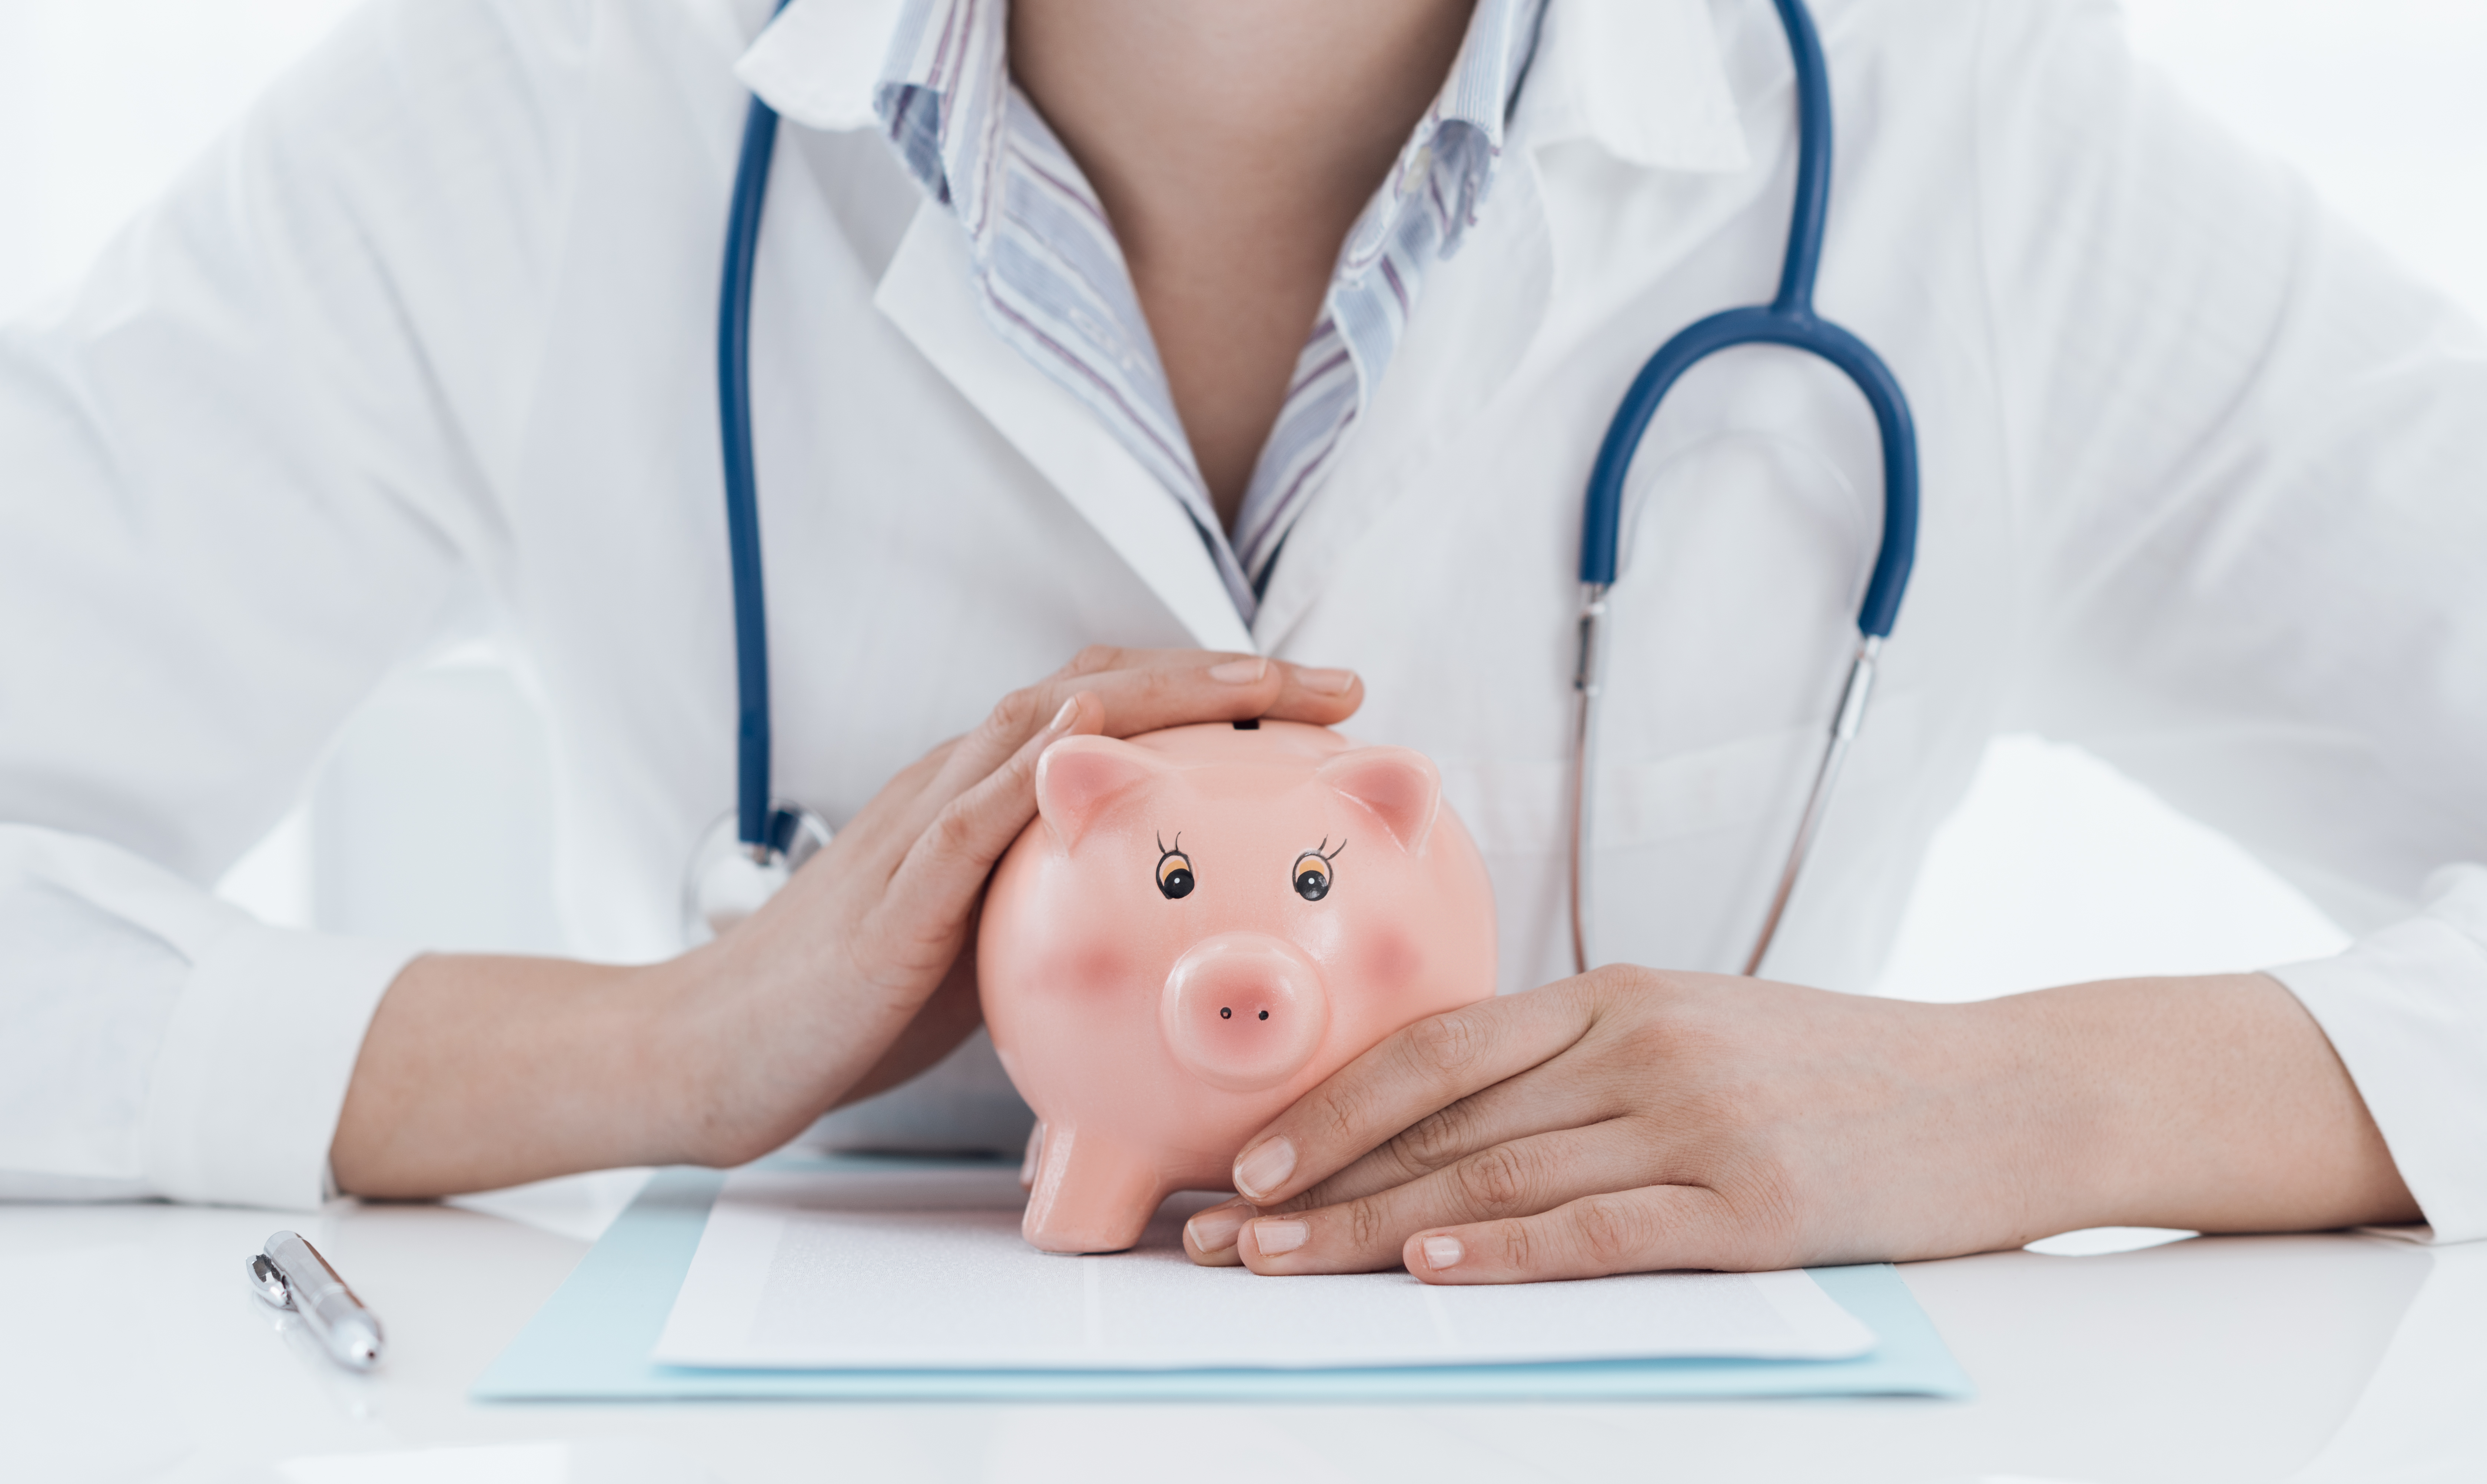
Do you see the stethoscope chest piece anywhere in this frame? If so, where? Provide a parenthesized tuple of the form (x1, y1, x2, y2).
(681, 803, 832, 947)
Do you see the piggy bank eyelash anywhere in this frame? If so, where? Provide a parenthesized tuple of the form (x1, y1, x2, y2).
(1291, 838, 1342, 902)
(1155, 833, 1196, 900)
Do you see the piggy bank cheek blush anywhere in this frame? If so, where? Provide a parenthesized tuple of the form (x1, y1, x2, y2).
(1029, 937, 1135, 1007)
(979, 721, 1497, 1254)
(1354, 924, 1426, 1000)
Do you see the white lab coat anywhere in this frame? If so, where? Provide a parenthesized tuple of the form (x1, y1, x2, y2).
(2, 0, 2483, 1235)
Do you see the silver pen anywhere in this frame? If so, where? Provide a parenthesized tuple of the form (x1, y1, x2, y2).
(247, 1230, 385, 1370)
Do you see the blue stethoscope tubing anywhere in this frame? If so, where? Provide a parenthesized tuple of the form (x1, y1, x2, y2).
(1570, 0, 1917, 976)
(717, 5, 793, 868)
(681, 0, 829, 944)
(701, 0, 1920, 972)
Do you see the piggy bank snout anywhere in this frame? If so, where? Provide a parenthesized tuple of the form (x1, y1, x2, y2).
(1159, 934, 1330, 1095)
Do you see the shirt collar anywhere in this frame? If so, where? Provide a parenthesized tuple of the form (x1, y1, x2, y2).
(737, 0, 1750, 176)
(1333, 0, 1545, 280)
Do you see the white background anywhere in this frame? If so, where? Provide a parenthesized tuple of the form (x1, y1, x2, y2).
(6, 0, 2483, 993)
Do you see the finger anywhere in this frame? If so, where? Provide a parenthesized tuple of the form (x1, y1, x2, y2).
(881, 653, 1289, 856)
(856, 650, 1364, 881)
(1056, 651, 1357, 738)
(946, 650, 1364, 777)
(1052, 644, 1363, 730)
(816, 738, 961, 869)
(1404, 1184, 1761, 1285)
(833, 695, 1092, 985)
(1274, 1050, 1628, 1212)
(1258, 661, 1363, 726)
(1227, 986, 1596, 1206)
(1181, 1197, 1260, 1266)
(1235, 1120, 1657, 1275)
(882, 690, 1096, 928)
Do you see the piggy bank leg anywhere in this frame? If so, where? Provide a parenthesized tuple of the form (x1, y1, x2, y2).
(1021, 1123, 1163, 1254)
(1019, 1121, 1044, 1192)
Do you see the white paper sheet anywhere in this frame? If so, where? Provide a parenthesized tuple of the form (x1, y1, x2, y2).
(652, 1166, 1875, 1371)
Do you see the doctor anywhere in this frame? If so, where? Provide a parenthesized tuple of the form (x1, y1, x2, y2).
(2, 0, 2481, 1283)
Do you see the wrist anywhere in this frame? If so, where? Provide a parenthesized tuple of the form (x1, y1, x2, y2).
(336, 952, 695, 1197)
(1979, 973, 2418, 1236)
(1948, 989, 2126, 1245)
(630, 943, 781, 1169)
(634, 926, 880, 1169)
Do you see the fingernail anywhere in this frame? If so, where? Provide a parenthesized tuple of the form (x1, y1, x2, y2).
(1250, 1218, 1309, 1256)
(1233, 1136, 1295, 1201)
(1046, 696, 1080, 733)
(1420, 1234, 1464, 1270)
(1209, 657, 1269, 684)
(1185, 1200, 1255, 1254)
(1296, 667, 1355, 695)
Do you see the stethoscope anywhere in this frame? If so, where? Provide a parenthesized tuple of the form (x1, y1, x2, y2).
(678, 0, 829, 945)
(686, 0, 1919, 977)
(1568, 0, 1917, 977)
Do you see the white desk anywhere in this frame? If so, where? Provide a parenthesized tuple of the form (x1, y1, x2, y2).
(3, 1172, 2477, 1483)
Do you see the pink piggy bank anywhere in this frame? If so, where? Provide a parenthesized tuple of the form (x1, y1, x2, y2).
(978, 720, 1497, 1254)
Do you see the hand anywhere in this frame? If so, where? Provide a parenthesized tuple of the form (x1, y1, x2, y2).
(333, 647, 1361, 1196)
(1180, 967, 2420, 1282)
(666, 646, 1368, 1164)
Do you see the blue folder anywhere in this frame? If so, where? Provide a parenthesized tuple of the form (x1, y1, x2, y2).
(472, 1162, 1972, 1401)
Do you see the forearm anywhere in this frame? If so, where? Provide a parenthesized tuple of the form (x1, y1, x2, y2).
(2000, 972, 2421, 1235)
(330, 952, 700, 1198)
(326, 939, 974, 1200)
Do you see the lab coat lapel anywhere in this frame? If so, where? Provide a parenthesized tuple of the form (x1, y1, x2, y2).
(1250, 0, 1753, 653)
(873, 200, 1253, 655)
(747, 1, 1247, 652)
(732, 0, 906, 131)
(1517, 0, 1750, 172)
(1248, 151, 1557, 653)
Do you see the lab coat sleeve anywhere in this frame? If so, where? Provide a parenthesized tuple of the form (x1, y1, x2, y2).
(0, 0, 596, 1206)
(1972, 2, 2487, 1239)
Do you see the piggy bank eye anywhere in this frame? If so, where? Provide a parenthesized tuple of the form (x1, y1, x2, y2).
(1291, 851, 1332, 902)
(1156, 839, 1196, 900)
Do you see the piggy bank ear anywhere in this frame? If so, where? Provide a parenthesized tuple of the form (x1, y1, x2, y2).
(1033, 736, 1166, 853)
(1318, 746, 1441, 855)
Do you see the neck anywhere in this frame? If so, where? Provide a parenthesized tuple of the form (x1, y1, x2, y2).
(1010, 0, 1474, 221)
(1010, 0, 1477, 524)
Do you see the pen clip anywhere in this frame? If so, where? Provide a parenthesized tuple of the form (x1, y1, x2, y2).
(248, 1251, 293, 1310)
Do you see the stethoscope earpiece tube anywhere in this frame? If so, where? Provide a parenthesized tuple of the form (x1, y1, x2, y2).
(687, 0, 827, 949)
(719, 86, 783, 863)
(1571, 0, 1921, 977)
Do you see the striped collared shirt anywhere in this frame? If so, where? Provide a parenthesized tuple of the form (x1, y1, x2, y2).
(869, 0, 1546, 622)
